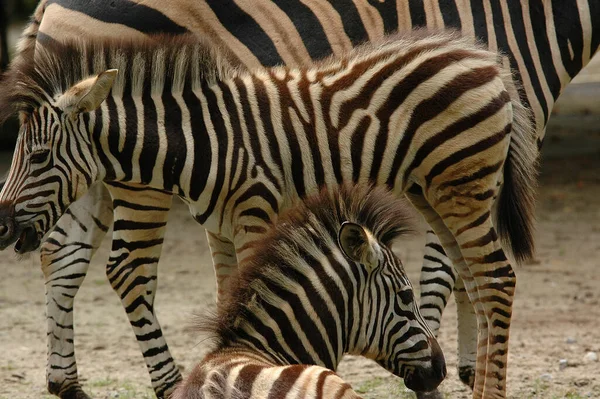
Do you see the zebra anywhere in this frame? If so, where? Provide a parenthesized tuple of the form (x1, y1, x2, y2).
(0, 2, 596, 398)
(172, 184, 446, 398)
(0, 30, 536, 398)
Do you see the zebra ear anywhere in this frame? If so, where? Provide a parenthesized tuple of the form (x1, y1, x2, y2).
(59, 69, 118, 115)
(338, 222, 380, 269)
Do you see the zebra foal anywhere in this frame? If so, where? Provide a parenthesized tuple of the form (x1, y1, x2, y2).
(0, 30, 537, 398)
(173, 184, 445, 398)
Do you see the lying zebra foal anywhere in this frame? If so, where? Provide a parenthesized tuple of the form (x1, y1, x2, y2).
(173, 184, 446, 398)
(0, 29, 537, 398)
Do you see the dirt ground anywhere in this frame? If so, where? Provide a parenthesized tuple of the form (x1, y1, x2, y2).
(1, 115, 599, 399)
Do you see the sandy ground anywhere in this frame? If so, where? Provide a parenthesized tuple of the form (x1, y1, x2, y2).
(0, 116, 599, 399)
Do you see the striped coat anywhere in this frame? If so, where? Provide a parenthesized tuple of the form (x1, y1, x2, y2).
(0, 30, 536, 398)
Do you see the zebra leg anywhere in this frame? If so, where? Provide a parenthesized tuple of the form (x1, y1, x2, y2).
(103, 183, 181, 398)
(408, 187, 515, 399)
(206, 231, 238, 303)
(454, 276, 478, 389)
(418, 230, 456, 334)
(41, 183, 112, 399)
(418, 231, 478, 389)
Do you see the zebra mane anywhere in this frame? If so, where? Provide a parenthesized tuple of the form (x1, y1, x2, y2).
(0, 34, 242, 124)
(199, 183, 416, 348)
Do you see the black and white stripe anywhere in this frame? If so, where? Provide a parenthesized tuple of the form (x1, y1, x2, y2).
(2, 1, 598, 398)
(0, 30, 536, 398)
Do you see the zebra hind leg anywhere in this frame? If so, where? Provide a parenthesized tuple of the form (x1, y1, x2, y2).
(409, 180, 515, 398)
(104, 183, 180, 398)
(40, 183, 112, 399)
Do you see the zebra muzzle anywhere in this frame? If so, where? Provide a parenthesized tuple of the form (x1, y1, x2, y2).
(0, 207, 17, 250)
(14, 226, 41, 254)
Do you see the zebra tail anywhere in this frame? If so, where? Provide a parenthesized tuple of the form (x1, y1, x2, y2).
(496, 97, 539, 264)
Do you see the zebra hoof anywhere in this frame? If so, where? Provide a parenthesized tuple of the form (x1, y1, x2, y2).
(49, 383, 91, 399)
(415, 389, 444, 399)
(458, 365, 476, 389)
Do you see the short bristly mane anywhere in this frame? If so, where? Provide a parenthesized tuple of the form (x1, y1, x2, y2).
(200, 184, 416, 349)
(0, 34, 242, 124)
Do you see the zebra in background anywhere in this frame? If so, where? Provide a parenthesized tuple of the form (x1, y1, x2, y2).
(172, 184, 446, 398)
(0, 30, 535, 398)
(1, 1, 596, 398)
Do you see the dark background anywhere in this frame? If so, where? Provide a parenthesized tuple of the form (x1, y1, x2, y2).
(0, 0, 37, 149)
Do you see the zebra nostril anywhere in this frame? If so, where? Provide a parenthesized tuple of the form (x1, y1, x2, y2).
(0, 224, 9, 239)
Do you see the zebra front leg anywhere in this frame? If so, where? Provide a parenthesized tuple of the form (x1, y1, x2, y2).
(454, 276, 478, 389)
(41, 183, 112, 399)
(206, 231, 238, 303)
(104, 184, 181, 398)
(418, 230, 456, 334)
(417, 231, 478, 390)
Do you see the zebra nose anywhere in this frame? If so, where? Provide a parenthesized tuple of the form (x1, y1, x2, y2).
(404, 337, 446, 392)
(0, 203, 16, 245)
(0, 219, 14, 242)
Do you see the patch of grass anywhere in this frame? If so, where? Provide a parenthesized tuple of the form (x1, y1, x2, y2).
(89, 377, 117, 387)
(356, 377, 387, 394)
(561, 392, 588, 399)
(355, 377, 415, 399)
(88, 378, 154, 399)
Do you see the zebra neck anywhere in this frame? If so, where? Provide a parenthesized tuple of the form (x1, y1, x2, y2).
(223, 254, 361, 371)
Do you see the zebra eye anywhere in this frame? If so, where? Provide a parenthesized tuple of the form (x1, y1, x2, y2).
(397, 289, 414, 305)
(30, 149, 50, 164)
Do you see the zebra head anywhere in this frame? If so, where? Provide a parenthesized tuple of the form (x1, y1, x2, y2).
(0, 70, 118, 253)
(338, 222, 446, 392)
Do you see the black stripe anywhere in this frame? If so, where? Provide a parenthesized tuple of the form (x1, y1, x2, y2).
(182, 80, 211, 202)
(235, 78, 281, 192)
(119, 73, 137, 182)
(139, 80, 158, 185)
(273, 1, 333, 60)
(350, 115, 370, 182)
(204, 0, 282, 66)
(402, 92, 510, 186)
(50, 0, 188, 35)
(366, 0, 399, 33)
(503, 1, 549, 121)
(527, 1, 562, 101)
(488, 0, 538, 120)
(193, 81, 228, 223)
(328, 0, 369, 46)
(161, 74, 186, 192)
(551, 0, 584, 79)
(439, 0, 462, 30)
(425, 124, 510, 187)
(470, 0, 488, 45)
(408, 0, 427, 27)
(590, 1, 600, 57)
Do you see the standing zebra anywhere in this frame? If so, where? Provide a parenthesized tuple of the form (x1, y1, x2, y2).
(172, 184, 446, 398)
(0, 30, 536, 398)
(0, 1, 596, 398)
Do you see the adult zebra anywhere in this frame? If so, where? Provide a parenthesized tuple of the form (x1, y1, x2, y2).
(0, 29, 535, 398)
(173, 184, 446, 398)
(0, 1, 598, 398)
